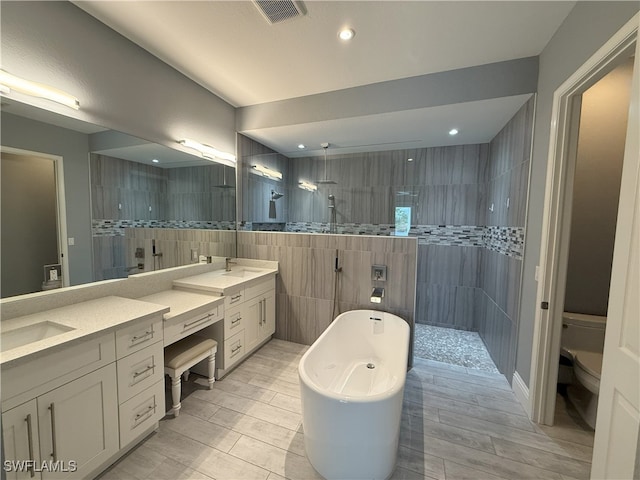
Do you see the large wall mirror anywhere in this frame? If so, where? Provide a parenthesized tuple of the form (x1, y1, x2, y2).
(1, 99, 236, 299)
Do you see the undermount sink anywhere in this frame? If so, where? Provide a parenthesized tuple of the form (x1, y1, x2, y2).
(1, 321, 75, 352)
(222, 268, 264, 278)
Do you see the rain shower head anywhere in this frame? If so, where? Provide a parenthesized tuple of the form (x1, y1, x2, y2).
(271, 190, 284, 200)
(315, 143, 337, 185)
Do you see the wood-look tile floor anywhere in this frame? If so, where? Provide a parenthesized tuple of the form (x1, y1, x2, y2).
(98, 339, 594, 480)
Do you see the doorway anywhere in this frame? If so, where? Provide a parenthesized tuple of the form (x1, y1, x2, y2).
(0, 148, 68, 297)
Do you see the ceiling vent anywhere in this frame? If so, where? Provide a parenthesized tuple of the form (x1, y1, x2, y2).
(253, 0, 306, 24)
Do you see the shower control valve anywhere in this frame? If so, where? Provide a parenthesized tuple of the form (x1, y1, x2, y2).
(372, 265, 387, 281)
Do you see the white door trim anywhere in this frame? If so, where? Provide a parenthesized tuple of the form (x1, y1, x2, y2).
(0, 146, 70, 287)
(529, 13, 639, 425)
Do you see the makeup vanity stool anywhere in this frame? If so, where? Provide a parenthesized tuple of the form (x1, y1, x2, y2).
(164, 336, 217, 417)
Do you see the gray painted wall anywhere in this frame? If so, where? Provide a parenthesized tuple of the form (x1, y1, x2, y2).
(1, 153, 59, 297)
(1, 112, 93, 285)
(516, 2, 639, 386)
(564, 59, 633, 316)
(1, 1, 237, 287)
(1, 1, 235, 155)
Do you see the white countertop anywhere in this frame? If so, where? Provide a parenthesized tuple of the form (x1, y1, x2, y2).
(172, 262, 278, 295)
(138, 289, 224, 323)
(0, 259, 279, 368)
(0, 296, 169, 367)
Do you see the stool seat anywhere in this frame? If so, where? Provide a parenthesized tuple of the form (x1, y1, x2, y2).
(164, 336, 217, 417)
(165, 337, 217, 369)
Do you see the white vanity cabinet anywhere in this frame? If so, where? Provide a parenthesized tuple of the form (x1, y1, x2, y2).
(2, 399, 40, 479)
(1, 297, 169, 480)
(1, 336, 119, 479)
(213, 277, 276, 378)
(114, 315, 165, 450)
(245, 288, 276, 353)
(36, 364, 119, 479)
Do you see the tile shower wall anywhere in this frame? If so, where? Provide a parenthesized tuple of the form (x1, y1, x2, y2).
(239, 97, 533, 377)
(90, 154, 235, 280)
(475, 97, 535, 379)
(238, 135, 289, 224)
(237, 231, 418, 361)
(286, 144, 490, 332)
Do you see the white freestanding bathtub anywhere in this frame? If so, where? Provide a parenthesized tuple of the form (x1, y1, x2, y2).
(298, 309, 410, 480)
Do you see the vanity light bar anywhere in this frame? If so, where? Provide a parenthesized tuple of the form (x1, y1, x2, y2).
(0, 70, 80, 110)
(178, 139, 236, 167)
(299, 180, 317, 192)
(252, 164, 283, 180)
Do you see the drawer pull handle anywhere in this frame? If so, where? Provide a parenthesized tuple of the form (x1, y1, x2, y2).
(183, 316, 209, 330)
(25, 414, 35, 478)
(231, 344, 242, 356)
(133, 364, 155, 378)
(131, 330, 154, 344)
(231, 317, 242, 326)
(134, 404, 156, 422)
(48, 403, 58, 461)
(230, 294, 242, 303)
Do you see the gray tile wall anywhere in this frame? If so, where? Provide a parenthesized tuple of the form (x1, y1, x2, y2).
(124, 228, 236, 275)
(90, 154, 236, 280)
(476, 97, 534, 378)
(237, 231, 417, 362)
(238, 97, 534, 378)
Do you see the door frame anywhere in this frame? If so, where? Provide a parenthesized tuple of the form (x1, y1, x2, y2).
(529, 13, 639, 425)
(0, 146, 70, 288)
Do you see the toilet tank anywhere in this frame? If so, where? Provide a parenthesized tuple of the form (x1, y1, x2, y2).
(561, 312, 607, 354)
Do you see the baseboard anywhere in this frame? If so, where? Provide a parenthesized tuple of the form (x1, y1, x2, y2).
(512, 370, 531, 417)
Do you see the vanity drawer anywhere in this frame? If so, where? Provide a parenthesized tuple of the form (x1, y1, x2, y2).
(116, 315, 163, 359)
(224, 289, 245, 309)
(164, 305, 221, 346)
(245, 278, 275, 301)
(116, 341, 164, 403)
(118, 379, 164, 448)
(224, 330, 245, 369)
(223, 304, 247, 340)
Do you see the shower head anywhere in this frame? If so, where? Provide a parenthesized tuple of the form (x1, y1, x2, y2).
(315, 142, 338, 185)
(271, 190, 284, 200)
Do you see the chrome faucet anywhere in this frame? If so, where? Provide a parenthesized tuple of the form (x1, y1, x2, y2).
(225, 257, 237, 272)
(125, 263, 144, 272)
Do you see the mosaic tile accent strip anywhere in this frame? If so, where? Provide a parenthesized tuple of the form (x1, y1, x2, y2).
(92, 220, 236, 236)
(483, 226, 525, 258)
(415, 225, 485, 247)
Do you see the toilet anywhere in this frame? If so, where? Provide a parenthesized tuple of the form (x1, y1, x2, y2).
(559, 311, 606, 429)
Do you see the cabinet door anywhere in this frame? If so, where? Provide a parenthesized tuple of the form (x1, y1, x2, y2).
(2, 399, 41, 479)
(37, 364, 119, 479)
(244, 296, 262, 353)
(260, 290, 276, 341)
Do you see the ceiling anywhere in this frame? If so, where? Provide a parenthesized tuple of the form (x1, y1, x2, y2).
(75, 1, 576, 157)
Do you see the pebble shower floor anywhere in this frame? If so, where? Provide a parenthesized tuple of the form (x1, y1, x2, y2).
(413, 324, 500, 373)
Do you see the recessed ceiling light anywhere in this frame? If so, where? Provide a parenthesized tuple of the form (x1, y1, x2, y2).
(152, 159, 159, 163)
(298, 144, 305, 149)
(407, 158, 413, 162)
(449, 128, 459, 136)
(338, 28, 355, 41)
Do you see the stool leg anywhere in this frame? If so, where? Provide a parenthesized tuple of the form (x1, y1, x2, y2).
(208, 352, 216, 390)
(171, 375, 182, 417)
(182, 369, 190, 382)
